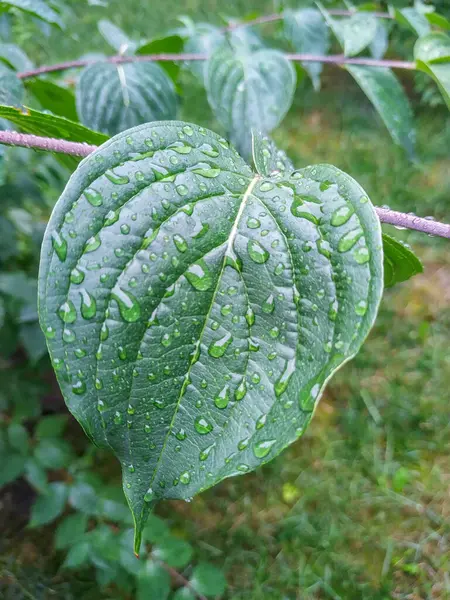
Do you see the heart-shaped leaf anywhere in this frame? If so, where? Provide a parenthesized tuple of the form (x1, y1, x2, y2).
(206, 44, 296, 158)
(76, 62, 177, 137)
(38, 121, 383, 553)
(283, 8, 329, 90)
(415, 33, 450, 110)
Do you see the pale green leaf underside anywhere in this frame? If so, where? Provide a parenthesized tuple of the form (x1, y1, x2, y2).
(206, 44, 296, 159)
(76, 62, 177, 137)
(38, 121, 383, 551)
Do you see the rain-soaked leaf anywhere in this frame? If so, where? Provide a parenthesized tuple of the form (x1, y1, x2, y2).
(38, 121, 383, 553)
(252, 131, 294, 177)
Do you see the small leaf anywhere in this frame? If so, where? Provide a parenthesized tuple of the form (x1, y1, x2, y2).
(207, 44, 296, 158)
(283, 8, 329, 90)
(137, 560, 170, 600)
(7, 422, 29, 452)
(0, 271, 36, 303)
(0, 0, 64, 28)
(55, 512, 89, 549)
(0, 68, 24, 107)
(98, 19, 136, 54)
(345, 65, 416, 158)
(24, 457, 48, 493)
(415, 33, 450, 110)
(153, 537, 193, 568)
(68, 481, 99, 515)
(190, 562, 227, 598)
(0, 42, 33, 71)
(391, 7, 430, 37)
(76, 62, 177, 137)
(382, 233, 423, 288)
(252, 131, 294, 177)
(38, 122, 383, 553)
(35, 414, 67, 439)
(342, 13, 378, 57)
(29, 481, 68, 526)
(0, 452, 26, 485)
(425, 12, 450, 30)
(25, 79, 78, 121)
(34, 438, 73, 469)
(62, 541, 91, 568)
(19, 321, 47, 363)
(370, 21, 389, 60)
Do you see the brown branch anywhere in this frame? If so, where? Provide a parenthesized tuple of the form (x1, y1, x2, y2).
(0, 130, 96, 156)
(17, 52, 415, 80)
(1, 131, 448, 240)
(161, 562, 207, 600)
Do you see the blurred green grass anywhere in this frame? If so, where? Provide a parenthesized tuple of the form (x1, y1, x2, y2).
(4, 1, 450, 598)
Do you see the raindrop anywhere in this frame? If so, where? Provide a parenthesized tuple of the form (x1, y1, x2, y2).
(75, 348, 87, 358)
(44, 326, 55, 339)
(245, 307, 255, 326)
(58, 300, 76, 324)
(238, 437, 249, 451)
(248, 239, 269, 264)
(274, 358, 295, 397)
(182, 125, 194, 136)
(194, 416, 213, 435)
(176, 428, 187, 441)
(269, 326, 280, 339)
(180, 471, 191, 484)
(161, 333, 172, 347)
(120, 224, 130, 235)
(63, 328, 76, 343)
(199, 443, 215, 461)
(51, 231, 67, 261)
(259, 181, 274, 192)
(235, 378, 247, 401)
(214, 385, 230, 409)
(221, 304, 232, 316)
(70, 268, 85, 284)
(247, 217, 261, 229)
(262, 294, 275, 314)
(354, 246, 370, 264)
(173, 234, 187, 252)
(112, 288, 141, 322)
(105, 170, 129, 185)
(84, 234, 101, 253)
(256, 414, 267, 429)
(80, 289, 97, 319)
(84, 188, 103, 207)
(176, 184, 188, 196)
(355, 300, 368, 316)
(199, 143, 219, 157)
(100, 322, 109, 341)
(114, 411, 122, 425)
(253, 439, 276, 458)
(208, 332, 233, 358)
(192, 167, 220, 178)
(185, 260, 212, 291)
(330, 205, 354, 227)
(72, 379, 86, 395)
(338, 229, 363, 253)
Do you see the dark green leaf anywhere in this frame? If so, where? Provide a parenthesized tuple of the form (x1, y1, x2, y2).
(382, 233, 423, 288)
(29, 481, 68, 526)
(62, 541, 91, 568)
(391, 7, 430, 36)
(283, 8, 329, 90)
(98, 19, 136, 54)
(25, 79, 78, 121)
(207, 44, 296, 158)
(7, 422, 29, 451)
(0, 105, 108, 169)
(0, 296, 4, 327)
(252, 131, 294, 177)
(34, 437, 73, 469)
(24, 457, 48, 493)
(55, 512, 89, 549)
(415, 33, 450, 110)
(38, 122, 383, 553)
(345, 65, 416, 158)
(136, 35, 184, 81)
(137, 561, 170, 600)
(0, 452, 26, 485)
(0, 42, 32, 70)
(76, 62, 177, 137)
(0, 0, 64, 28)
(142, 514, 170, 543)
(0, 68, 24, 107)
(425, 12, 450, 30)
(35, 414, 68, 439)
(153, 537, 193, 568)
(190, 562, 227, 597)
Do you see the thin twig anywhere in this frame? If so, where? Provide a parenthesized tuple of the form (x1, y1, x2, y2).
(17, 52, 415, 80)
(0, 130, 97, 156)
(161, 562, 207, 600)
(1, 130, 448, 239)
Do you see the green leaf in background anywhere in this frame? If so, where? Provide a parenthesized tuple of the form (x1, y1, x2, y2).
(172, 589, 196, 600)
(425, 12, 450, 30)
(0, 104, 108, 169)
(35, 414, 67, 438)
(345, 65, 416, 158)
(55, 513, 89, 549)
(369, 21, 389, 60)
(7, 422, 29, 451)
(153, 537, 193, 568)
(19, 321, 47, 362)
(252, 131, 294, 177)
(62, 540, 91, 568)
(382, 233, 423, 288)
(341, 13, 378, 57)
(283, 8, 329, 90)
(0, 42, 33, 71)
(38, 121, 383, 552)
(34, 437, 73, 469)
(390, 6, 430, 37)
(0, 296, 4, 328)
(25, 79, 78, 121)
(76, 62, 177, 137)
(415, 33, 450, 110)
(29, 481, 68, 526)
(98, 19, 136, 54)
(0, 68, 24, 107)
(179, 18, 224, 80)
(136, 34, 184, 82)
(0, 0, 64, 28)
(137, 561, 171, 600)
(0, 271, 36, 303)
(24, 457, 49, 493)
(190, 562, 227, 598)
(0, 452, 26, 485)
(207, 44, 296, 158)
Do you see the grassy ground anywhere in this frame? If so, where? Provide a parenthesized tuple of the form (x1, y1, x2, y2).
(3, 1, 450, 598)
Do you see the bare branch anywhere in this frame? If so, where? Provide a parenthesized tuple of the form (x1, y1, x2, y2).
(0, 130, 96, 157)
(1, 131, 448, 240)
(161, 562, 207, 600)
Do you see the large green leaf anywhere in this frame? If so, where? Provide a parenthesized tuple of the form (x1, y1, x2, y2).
(345, 65, 416, 158)
(283, 8, 329, 90)
(76, 62, 177, 137)
(0, 104, 108, 168)
(382, 233, 423, 288)
(0, 0, 64, 28)
(38, 121, 383, 552)
(414, 33, 450, 110)
(319, 7, 377, 57)
(206, 44, 296, 158)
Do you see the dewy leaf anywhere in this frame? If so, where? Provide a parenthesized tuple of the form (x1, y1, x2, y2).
(76, 62, 177, 137)
(206, 44, 296, 159)
(415, 33, 450, 110)
(390, 7, 430, 37)
(283, 8, 330, 90)
(382, 233, 423, 288)
(98, 19, 136, 55)
(252, 131, 294, 178)
(0, 0, 64, 28)
(345, 65, 416, 158)
(38, 121, 383, 553)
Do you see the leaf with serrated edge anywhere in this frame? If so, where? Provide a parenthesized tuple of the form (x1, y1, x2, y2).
(345, 65, 416, 158)
(76, 62, 177, 137)
(415, 33, 450, 110)
(207, 44, 296, 159)
(38, 121, 383, 553)
(382, 233, 423, 288)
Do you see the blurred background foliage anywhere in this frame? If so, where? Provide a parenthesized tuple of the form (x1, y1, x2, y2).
(1, 0, 450, 598)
